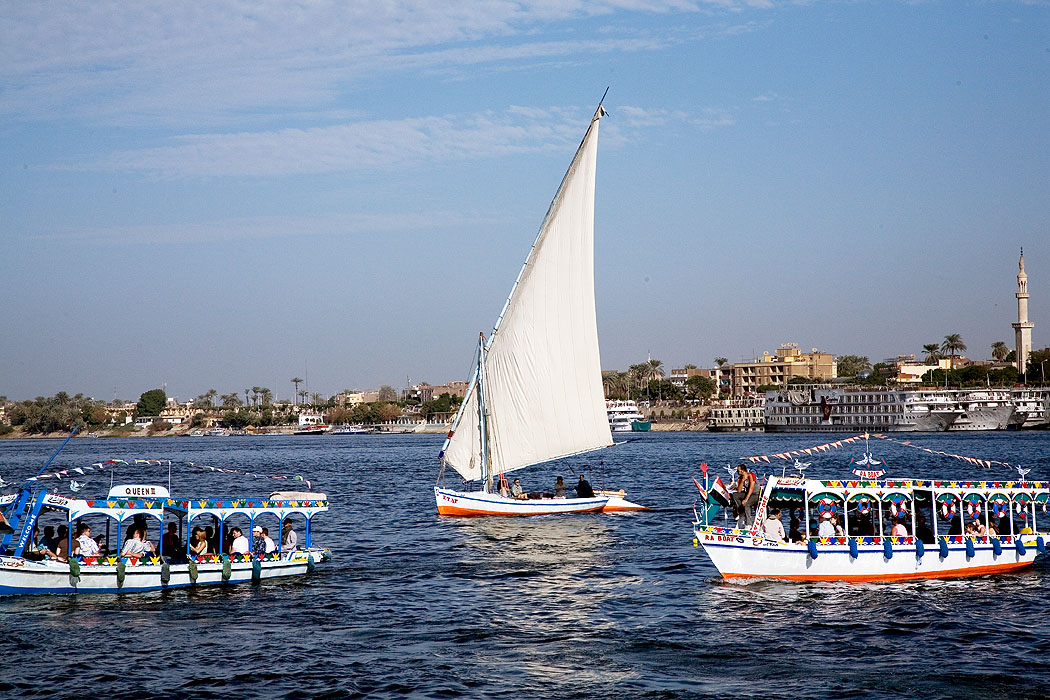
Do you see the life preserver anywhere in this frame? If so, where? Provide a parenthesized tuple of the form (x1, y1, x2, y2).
(940, 501, 957, 520)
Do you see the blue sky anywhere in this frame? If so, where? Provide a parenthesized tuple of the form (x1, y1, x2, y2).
(2, 0, 1048, 402)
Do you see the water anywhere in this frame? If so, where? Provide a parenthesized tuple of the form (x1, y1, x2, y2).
(2, 432, 1050, 699)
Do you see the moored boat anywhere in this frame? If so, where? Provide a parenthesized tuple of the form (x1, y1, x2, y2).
(692, 471, 1047, 582)
(0, 483, 330, 595)
(435, 98, 644, 516)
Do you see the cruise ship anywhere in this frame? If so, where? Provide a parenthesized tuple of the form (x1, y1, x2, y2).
(1010, 387, 1050, 429)
(947, 390, 1017, 431)
(707, 398, 765, 432)
(606, 400, 649, 432)
(764, 387, 961, 432)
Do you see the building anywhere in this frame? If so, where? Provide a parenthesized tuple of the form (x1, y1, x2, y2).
(333, 390, 381, 407)
(725, 343, 836, 397)
(1013, 249, 1035, 375)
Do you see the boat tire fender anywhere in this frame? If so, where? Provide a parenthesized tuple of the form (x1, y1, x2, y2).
(883, 538, 892, 560)
(188, 560, 198, 584)
(161, 562, 171, 586)
(307, 553, 316, 573)
(965, 539, 975, 559)
(116, 560, 126, 588)
(848, 538, 858, 559)
(938, 538, 949, 559)
(251, 559, 262, 583)
(991, 538, 1002, 556)
(1016, 538, 1026, 556)
(915, 539, 925, 560)
(806, 540, 818, 560)
(221, 554, 232, 582)
(1037, 536, 1046, 554)
(68, 558, 81, 586)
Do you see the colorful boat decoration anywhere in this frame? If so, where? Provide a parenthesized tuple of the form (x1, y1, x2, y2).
(0, 482, 330, 595)
(692, 472, 1048, 582)
(434, 96, 643, 516)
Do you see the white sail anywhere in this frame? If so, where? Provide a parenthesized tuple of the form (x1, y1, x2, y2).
(441, 108, 613, 482)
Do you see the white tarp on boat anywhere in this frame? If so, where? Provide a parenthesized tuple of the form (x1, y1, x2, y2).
(442, 110, 613, 482)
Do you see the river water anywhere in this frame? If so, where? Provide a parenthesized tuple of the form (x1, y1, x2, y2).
(1, 432, 1049, 699)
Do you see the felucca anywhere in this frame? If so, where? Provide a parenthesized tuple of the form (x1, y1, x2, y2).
(435, 99, 644, 516)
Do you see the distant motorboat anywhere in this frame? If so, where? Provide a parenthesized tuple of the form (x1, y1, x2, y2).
(294, 425, 328, 436)
(328, 424, 370, 434)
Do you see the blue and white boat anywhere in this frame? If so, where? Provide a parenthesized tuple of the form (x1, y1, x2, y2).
(0, 482, 330, 595)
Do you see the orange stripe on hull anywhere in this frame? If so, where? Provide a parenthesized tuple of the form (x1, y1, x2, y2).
(602, 505, 648, 512)
(720, 560, 1035, 583)
(436, 504, 606, 517)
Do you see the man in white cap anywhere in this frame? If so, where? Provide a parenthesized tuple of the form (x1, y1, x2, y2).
(251, 525, 266, 556)
(817, 512, 836, 538)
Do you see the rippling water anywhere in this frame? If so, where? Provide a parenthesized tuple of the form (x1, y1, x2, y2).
(2, 432, 1049, 699)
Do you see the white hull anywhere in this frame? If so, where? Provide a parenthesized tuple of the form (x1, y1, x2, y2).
(948, 405, 1016, 431)
(435, 487, 644, 516)
(695, 528, 1042, 582)
(0, 551, 328, 595)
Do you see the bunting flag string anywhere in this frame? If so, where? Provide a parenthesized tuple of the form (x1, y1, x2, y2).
(868, 434, 1019, 472)
(740, 433, 1027, 474)
(741, 435, 866, 464)
(19, 459, 312, 489)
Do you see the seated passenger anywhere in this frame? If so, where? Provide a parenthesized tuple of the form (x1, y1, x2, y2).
(498, 479, 510, 498)
(762, 508, 785, 542)
(40, 525, 59, 552)
(189, 527, 209, 556)
(282, 520, 298, 551)
(554, 476, 567, 499)
(53, 525, 72, 562)
(891, 517, 909, 537)
(964, 521, 977, 536)
(121, 528, 156, 560)
(510, 479, 527, 500)
(831, 514, 844, 537)
(789, 515, 805, 543)
(915, 515, 935, 544)
(262, 527, 276, 553)
(229, 527, 250, 555)
(75, 523, 101, 558)
(162, 523, 184, 562)
(252, 526, 267, 556)
(998, 515, 1011, 536)
(987, 520, 998, 537)
(817, 513, 835, 538)
(575, 475, 595, 499)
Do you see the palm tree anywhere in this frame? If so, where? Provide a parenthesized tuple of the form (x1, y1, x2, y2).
(922, 344, 941, 365)
(941, 334, 967, 358)
(291, 377, 304, 406)
(647, 358, 664, 379)
(260, 388, 273, 407)
(715, 357, 728, 368)
(991, 341, 1009, 362)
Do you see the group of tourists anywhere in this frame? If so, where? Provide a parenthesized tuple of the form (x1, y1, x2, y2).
(498, 474, 595, 500)
(17, 516, 299, 564)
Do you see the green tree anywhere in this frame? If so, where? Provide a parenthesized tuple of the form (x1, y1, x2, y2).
(136, 388, 167, 417)
(714, 357, 728, 368)
(221, 392, 242, 408)
(941, 334, 966, 358)
(922, 344, 941, 364)
(196, 389, 218, 409)
(378, 385, 398, 402)
(991, 341, 1009, 362)
(376, 402, 402, 422)
(685, 375, 716, 401)
(291, 377, 304, 406)
(836, 355, 872, 377)
(1026, 348, 1050, 384)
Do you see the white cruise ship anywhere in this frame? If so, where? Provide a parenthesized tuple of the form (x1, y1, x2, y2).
(1010, 387, 1050, 429)
(764, 387, 961, 432)
(606, 400, 649, 432)
(707, 398, 765, 432)
(947, 390, 1017, 431)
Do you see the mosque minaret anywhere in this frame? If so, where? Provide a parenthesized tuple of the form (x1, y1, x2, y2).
(1012, 248, 1034, 374)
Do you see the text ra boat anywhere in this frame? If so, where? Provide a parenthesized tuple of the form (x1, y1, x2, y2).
(692, 473, 1047, 582)
(434, 99, 643, 516)
(0, 483, 330, 595)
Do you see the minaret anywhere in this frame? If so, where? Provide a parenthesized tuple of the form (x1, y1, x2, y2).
(1012, 248, 1034, 375)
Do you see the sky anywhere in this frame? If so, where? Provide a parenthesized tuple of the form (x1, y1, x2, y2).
(2, 0, 1048, 403)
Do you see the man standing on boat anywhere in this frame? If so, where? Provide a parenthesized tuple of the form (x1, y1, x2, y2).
(575, 475, 595, 499)
(731, 465, 759, 528)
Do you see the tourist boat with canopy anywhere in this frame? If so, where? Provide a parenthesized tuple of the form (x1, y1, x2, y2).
(0, 463, 330, 595)
(691, 443, 1048, 582)
(435, 97, 643, 516)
